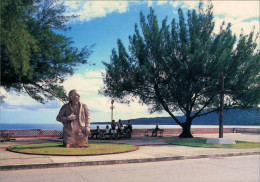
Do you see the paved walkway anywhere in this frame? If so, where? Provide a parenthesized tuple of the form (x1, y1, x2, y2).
(0, 133, 259, 171)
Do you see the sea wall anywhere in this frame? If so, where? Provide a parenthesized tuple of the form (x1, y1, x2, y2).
(1, 127, 259, 138)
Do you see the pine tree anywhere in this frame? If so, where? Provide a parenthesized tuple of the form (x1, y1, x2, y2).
(101, 2, 259, 137)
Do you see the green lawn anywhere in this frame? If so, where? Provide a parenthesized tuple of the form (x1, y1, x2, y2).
(165, 138, 260, 148)
(10, 142, 137, 155)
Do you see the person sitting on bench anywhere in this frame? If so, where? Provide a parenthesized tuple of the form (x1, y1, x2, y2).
(152, 125, 160, 137)
(91, 125, 101, 139)
(104, 125, 111, 139)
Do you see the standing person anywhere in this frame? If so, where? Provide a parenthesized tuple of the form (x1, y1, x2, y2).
(152, 124, 160, 137)
(117, 119, 123, 139)
(125, 120, 133, 139)
(56, 89, 90, 148)
(111, 120, 116, 139)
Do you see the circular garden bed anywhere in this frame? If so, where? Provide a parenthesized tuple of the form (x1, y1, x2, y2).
(7, 142, 138, 156)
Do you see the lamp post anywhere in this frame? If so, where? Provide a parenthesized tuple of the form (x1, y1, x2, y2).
(110, 99, 115, 121)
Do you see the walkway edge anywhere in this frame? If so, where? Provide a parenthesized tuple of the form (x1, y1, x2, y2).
(1, 151, 259, 171)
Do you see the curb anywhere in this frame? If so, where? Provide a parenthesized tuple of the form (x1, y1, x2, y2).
(1, 151, 259, 171)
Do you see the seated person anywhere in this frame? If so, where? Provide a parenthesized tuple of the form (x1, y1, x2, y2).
(124, 120, 133, 138)
(152, 125, 160, 137)
(110, 120, 117, 139)
(104, 125, 111, 139)
(91, 126, 101, 139)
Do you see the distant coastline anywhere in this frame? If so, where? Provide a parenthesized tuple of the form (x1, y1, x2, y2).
(1, 108, 259, 130)
(107, 108, 260, 126)
(0, 123, 259, 130)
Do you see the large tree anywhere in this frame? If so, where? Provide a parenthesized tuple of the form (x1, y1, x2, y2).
(1, 0, 93, 103)
(101, 2, 260, 137)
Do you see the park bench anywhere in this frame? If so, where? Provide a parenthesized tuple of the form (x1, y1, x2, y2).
(145, 129, 164, 137)
(1, 132, 16, 142)
(118, 131, 132, 139)
(90, 129, 104, 139)
(90, 129, 132, 140)
(144, 129, 153, 136)
(158, 129, 164, 137)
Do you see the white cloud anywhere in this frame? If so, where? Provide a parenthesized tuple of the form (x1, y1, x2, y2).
(60, 69, 171, 121)
(214, 17, 259, 38)
(59, 69, 166, 120)
(212, 1, 259, 20)
(211, 1, 259, 38)
(167, 1, 259, 21)
(0, 87, 60, 111)
(157, 1, 168, 6)
(63, 74, 103, 94)
(146, 1, 153, 7)
(63, 1, 129, 22)
(0, 88, 37, 106)
(84, 70, 103, 79)
(169, 1, 199, 11)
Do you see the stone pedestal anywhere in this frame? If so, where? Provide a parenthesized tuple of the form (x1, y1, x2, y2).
(63, 134, 89, 148)
(206, 138, 236, 145)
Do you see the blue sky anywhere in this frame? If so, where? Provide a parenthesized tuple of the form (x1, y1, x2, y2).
(1, 1, 259, 124)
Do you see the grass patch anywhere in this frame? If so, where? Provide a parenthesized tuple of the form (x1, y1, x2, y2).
(10, 142, 136, 155)
(166, 138, 260, 148)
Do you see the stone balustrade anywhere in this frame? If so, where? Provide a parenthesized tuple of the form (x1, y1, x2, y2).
(1, 127, 259, 139)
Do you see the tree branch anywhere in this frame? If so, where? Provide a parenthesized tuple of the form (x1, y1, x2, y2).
(191, 94, 216, 120)
(195, 108, 219, 118)
(153, 80, 183, 126)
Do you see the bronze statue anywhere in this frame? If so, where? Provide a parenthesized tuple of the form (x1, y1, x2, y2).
(56, 89, 90, 148)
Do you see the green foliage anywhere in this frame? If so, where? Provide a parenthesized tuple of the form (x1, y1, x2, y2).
(1, 0, 93, 103)
(1, 0, 37, 78)
(101, 1, 259, 136)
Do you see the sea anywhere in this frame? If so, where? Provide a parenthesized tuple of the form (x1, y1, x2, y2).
(0, 123, 259, 130)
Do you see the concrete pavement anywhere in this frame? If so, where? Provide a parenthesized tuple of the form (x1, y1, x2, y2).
(2, 155, 259, 182)
(0, 133, 259, 171)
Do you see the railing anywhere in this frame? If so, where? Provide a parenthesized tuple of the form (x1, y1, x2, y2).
(0, 127, 259, 139)
(0, 129, 62, 138)
(233, 128, 260, 134)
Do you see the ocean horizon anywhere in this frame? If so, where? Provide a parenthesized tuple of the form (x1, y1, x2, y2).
(0, 123, 259, 130)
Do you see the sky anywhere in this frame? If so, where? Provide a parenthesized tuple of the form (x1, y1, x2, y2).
(1, 0, 259, 124)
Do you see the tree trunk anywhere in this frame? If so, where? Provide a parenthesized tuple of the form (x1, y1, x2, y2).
(179, 122, 193, 138)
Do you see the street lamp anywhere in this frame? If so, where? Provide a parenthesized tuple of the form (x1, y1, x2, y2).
(110, 99, 115, 121)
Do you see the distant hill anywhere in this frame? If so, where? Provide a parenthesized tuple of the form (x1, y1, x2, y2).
(94, 108, 259, 125)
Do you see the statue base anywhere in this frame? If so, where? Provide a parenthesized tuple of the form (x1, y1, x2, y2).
(206, 138, 236, 145)
(64, 143, 89, 148)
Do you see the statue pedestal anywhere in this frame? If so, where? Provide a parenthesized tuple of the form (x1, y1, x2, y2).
(206, 138, 236, 145)
(64, 143, 88, 148)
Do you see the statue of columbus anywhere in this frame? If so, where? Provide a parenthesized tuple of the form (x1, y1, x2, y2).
(56, 89, 90, 148)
